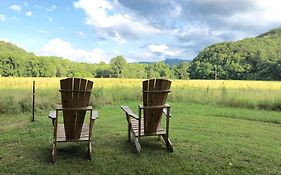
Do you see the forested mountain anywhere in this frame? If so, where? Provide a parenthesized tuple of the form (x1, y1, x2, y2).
(0, 41, 98, 77)
(164, 58, 190, 66)
(1, 27, 281, 80)
(189, 28, 281, 80)
(138, 58, 190, 66)
(0, 41, 189, 79)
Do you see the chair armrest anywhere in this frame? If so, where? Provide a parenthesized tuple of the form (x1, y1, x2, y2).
(138, 104, 170, 109)
(162, 108, 171, 117)
(49, 111, 56, 119)
(91, 111, 99, 120)
(120, 106, 139, 120)
(56, 104, 93, 111)
(49, 111, 56, 127)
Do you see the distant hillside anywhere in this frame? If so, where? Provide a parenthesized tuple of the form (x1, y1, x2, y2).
(164, 58, 190, 66)
(190, 27, 281, 80)
(257, 28, 281, 38)
(138, 58, 190, 66)
(0, 41, 35, 58)
(0, 41, 102, 77)
(2, 27, 281, 80)
(0, 41, 189, 79)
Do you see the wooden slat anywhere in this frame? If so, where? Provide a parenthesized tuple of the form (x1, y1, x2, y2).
(139, 105, 169, 109)
(152, 79, 163, 132)
(56, 105, 93, 111)
(76, 78, 87, 138)
(120, 106, 139, 120)
(77, 79, 93, 135)
(161, 80, 171, 107)
(142, 90, 171, 93)
(56, 124, 90, 142)
(143, 80, 149, 133)
(130, 118, 166, 137)
(142, 79, 171, 134)
(59, 78, 94, 140)
(84, 80, 93, 106)
(154, 79, 170, 126)
(60, 78, 74, 139)
(72, 78, 81, 139)
(59, 89, 92, 93)
(147, 79, 155, 133)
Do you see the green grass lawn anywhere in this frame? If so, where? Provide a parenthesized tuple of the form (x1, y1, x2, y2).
(0, 102, 280, 174)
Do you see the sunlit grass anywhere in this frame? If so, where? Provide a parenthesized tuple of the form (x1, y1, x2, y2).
(0, 77, 281, 112)
(1, 77, 281, 90)
(0, 103, 280, 174)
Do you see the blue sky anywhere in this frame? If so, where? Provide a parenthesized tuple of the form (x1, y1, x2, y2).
(0, 0, 281, 63)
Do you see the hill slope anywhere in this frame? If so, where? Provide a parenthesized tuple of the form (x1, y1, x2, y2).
(137, 58, 190, 66)
(0, 41, 181, 79)
(0, 41, 100, 77)
(189, 27, 281, 80)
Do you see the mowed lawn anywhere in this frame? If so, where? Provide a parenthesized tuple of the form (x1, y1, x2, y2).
(0, 102, 280, 175)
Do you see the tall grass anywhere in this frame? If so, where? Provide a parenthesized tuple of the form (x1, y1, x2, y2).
(0, 77, 280, 114)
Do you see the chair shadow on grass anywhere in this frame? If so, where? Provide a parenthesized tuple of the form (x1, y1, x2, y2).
(39, 135, 170, 164)
(53, 143, 90, 161)
(38, 143, 90, 164)
(92, 133, 170, 156)
(37, 130, 172, 164)
(119, 136, 169, 154)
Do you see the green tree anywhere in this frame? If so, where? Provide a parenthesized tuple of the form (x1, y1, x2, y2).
(109, 56, 127, 78)
(173, 62, 190, 79)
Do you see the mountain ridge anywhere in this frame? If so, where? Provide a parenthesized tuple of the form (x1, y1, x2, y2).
(189, 27, 281, 80)
(1, 27, 281, 80)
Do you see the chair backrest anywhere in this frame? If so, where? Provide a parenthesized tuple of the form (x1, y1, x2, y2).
(142, 79, 171, 134)
(60, 78, 93, 139)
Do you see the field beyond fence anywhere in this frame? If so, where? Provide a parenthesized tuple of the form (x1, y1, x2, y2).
(0, 77, 281, 114)
(1, 78, 281, 174)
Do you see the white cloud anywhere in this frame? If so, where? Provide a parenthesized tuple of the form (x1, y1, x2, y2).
(25, 11, 32, 17)
(77, 31, 86, 38)
(249, 0, 281, 25)
(34, 5, 42, 9)
(47, 16, 53, 22)
(46, 5, 56, 12)
(24, 1, 28, 7)
(112, 31, 126, 44)
(0, 14, 5, 22)
(169, 1, 182, 18)
(37, 29, 49, 34)
(74, 0, 161, 42)
(38, 38, 109, 63)
(148, 44, 181, 56)
(0, 38, 10, 42)
(9, 5, 21, 12)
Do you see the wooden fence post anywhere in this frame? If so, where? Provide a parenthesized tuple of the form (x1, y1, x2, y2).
(32, 81, 35, 122)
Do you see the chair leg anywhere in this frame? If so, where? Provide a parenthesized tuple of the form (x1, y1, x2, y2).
(131, 130, 141, 154)
(158, 135, 162, 141)
(128, 124, 131, 142)
(51, 142, 56, 163)
(134, 138, 141, 154)
(161, 134, 173, 152)
(88, 141, 92, 160)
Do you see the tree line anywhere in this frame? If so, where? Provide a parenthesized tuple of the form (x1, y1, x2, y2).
(1, 27, 281, 80)
(0, 41, 190, 79)
(189, 28, 281, 80)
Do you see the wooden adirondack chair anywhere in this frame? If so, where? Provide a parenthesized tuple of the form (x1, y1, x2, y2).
(48, 78, 98, 163)
(121, 79, 173, 153)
